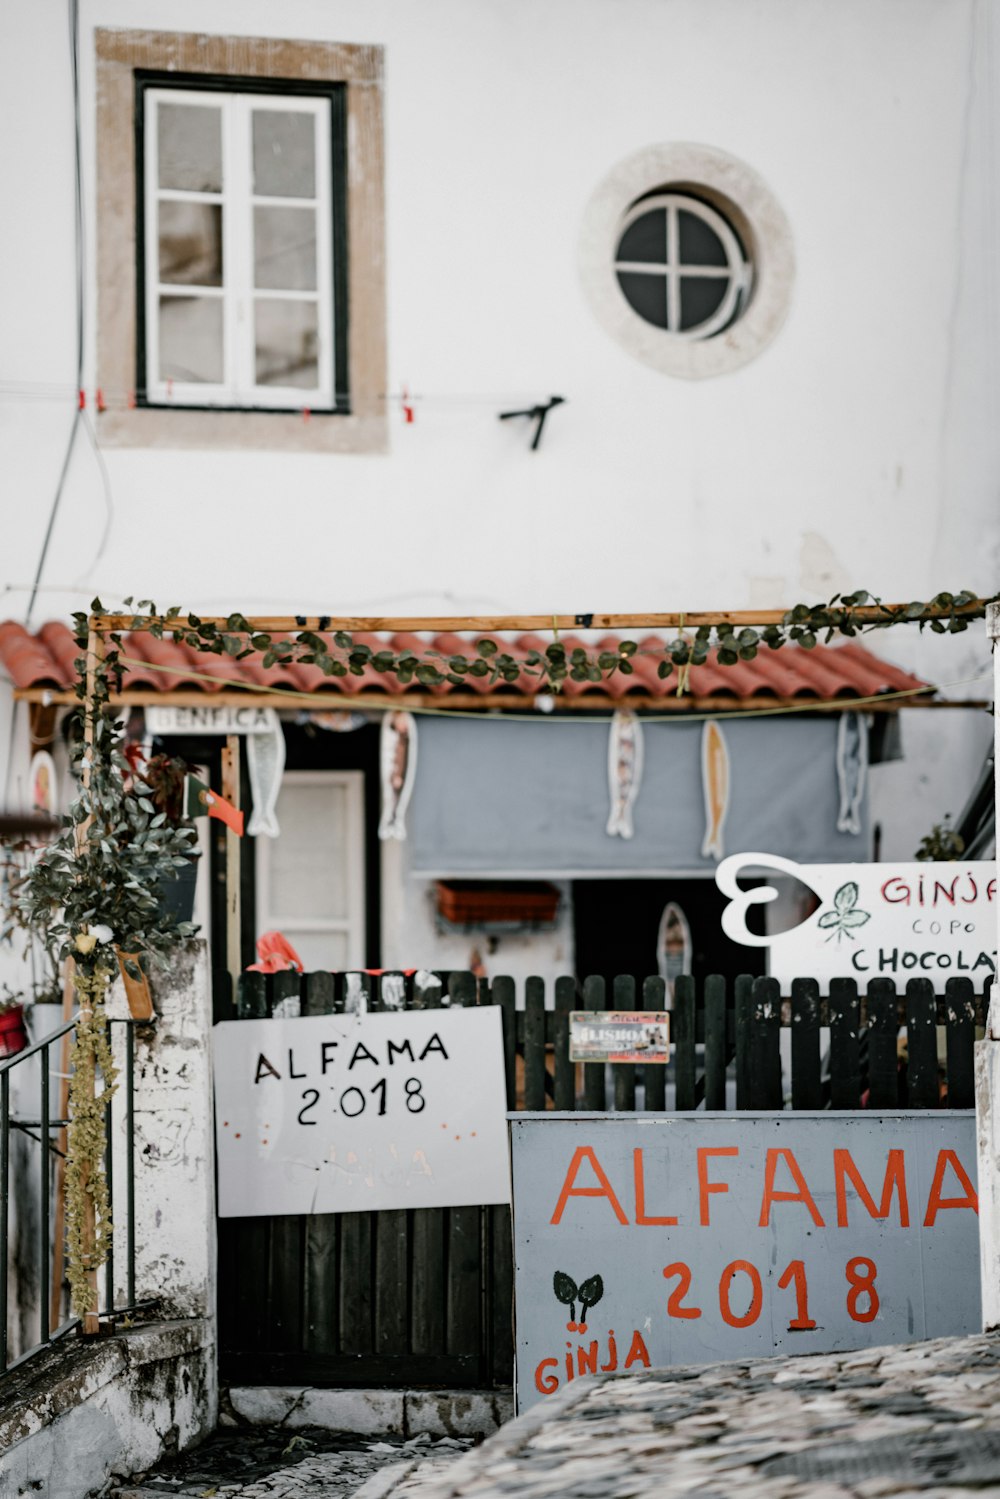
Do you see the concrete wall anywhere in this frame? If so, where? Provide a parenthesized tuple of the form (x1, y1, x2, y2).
(0, 942, 217, 1495)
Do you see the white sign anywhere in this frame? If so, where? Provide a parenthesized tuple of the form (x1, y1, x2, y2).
(717, 853, 997, 993)
(146, 704, 280, 736)
(213, 1008, 510, 1217)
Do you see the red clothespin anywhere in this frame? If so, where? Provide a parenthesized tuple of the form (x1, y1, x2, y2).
(78, 389, 86, 411)
(96, 388, 106, 413)
(127, 390, 137, 409)
(166, 378, 174, 400)
(401, 385, 415, 424)
(302, 405, 311, 423)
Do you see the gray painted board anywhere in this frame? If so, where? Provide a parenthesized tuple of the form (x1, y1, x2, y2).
(510, 1112, 979, 1411)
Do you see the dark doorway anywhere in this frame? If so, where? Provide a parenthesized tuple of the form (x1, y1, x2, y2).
(571, 876, 766, 989)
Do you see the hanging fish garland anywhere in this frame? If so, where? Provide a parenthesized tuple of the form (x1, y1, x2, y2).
(246, 712, 286, 838)
(656, 901, 692, 1002)
(378, 710, 418, 840)
(835, 711, 868, 835)
(606, 709, 644, 839)
(700, 719, 730, 861)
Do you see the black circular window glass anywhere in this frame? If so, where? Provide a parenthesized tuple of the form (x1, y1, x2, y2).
(614, 194, 747, 338)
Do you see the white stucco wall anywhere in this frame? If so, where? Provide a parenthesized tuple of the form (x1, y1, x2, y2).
(0, 0, 996, 866)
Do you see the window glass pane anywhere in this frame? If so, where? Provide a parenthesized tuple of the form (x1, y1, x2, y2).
(158, 201, 223, 286)
(157, 102, 222, 193)
(158, 296, 224, 384)
(616, 270, 668, 328)
(269, 783, 349, 918)
(678, 275, 729, 331)
(283, 930, 350, 974)
(255, 300, 320, 389)
(678, 210, 728, 268)
(253, 110, 316, 198)
(616, 210, 667, 265)
(254, 206, 317, 291)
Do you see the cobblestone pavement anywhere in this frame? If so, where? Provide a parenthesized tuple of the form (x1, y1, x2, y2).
(385, 1333, 1000, 1499)
(110, 1429, 474, 1499)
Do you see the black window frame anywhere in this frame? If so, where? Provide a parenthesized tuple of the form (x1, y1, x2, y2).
(134, 70, 350, 416)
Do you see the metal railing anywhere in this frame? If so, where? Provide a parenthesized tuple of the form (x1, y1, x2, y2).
(1, 1015, 145, 1376)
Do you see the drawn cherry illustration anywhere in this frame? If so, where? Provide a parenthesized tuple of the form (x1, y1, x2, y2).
(553, 1270, 604, 1333)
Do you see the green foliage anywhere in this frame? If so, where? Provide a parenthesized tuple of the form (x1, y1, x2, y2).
(915, 818, 965, 862)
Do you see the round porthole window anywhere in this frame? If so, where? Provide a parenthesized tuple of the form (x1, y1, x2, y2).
(579, 144, 794, 379)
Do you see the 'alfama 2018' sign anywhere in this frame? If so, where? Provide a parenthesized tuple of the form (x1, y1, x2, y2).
(510, 1114, 979, 1412)
(716, 854, 996, 992)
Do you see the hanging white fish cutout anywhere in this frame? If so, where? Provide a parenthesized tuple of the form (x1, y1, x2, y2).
(700, 719, 730, 861)
(606, 709, 644, 839)
(28, 750, 57, 815)
(246, 711, 286, 837)
(379, 710, 417, 840)
(656, 901, 693, 1002)
(836, 711, 868, 835)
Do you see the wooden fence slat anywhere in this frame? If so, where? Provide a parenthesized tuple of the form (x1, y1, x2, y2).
(524, 978, 547, 1111)
(237, 971, 268, 1018)
(674, 974, 697, 1111)
(412, 971, 445, 1009)
(906, 977, 940, 1109)
(749, 977, 782, 1110)
(370, 977, 408, 1356)
(582, 976, 606, 1110)
(642, 976, 667, 1111)
(343, 970, 373, 1014)
(411, 1208, 446, 1357)
(303, 1213, 339, 1354)
(945, 977, 976, 1109)
(703, 975, 727, 1111)
(338, 1213, 373, 1355)
(613, 975, 637, 1112)
(829, 978, 861, 1109)
(734, 974, 753, 1110)
(303, 970, 336, 1015)
(490, 1205, 514, 1383)
(553, 976, 577, 1111)
(267, 1216, 304, 1352)
(866, 978, 899, 1108)
(790, 978, 822, 1110)
(446, 975, 482, 1359)
(492, 976, 517, 1110)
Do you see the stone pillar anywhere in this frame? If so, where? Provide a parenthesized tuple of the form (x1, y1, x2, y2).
(975, 601, 1000, 1328)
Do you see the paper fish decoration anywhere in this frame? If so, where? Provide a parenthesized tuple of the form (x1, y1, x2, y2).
(246, 714, 286, 838)
(656, 901, 692, 1001)
(700, 720, 730, 861)
(835, 711, 868, 836)
(606, 710, 644, 839)
(29, 751, 57, 815)
(378, 711, 417, 840)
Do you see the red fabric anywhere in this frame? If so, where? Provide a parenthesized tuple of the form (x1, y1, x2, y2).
(247, 931, 305, 974)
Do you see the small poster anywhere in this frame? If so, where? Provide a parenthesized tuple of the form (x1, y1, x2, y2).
(569, 1012, 670, 1064)
(213, 1007, 510, 1216)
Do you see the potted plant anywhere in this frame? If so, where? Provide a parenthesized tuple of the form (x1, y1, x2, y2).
(0, 985, 29, 1058)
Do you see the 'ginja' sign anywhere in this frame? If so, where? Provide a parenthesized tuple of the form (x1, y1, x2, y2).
(716, 853, 996, 992)
(510, 1114, 980, 1412)
(213, 1008, 510, 1216)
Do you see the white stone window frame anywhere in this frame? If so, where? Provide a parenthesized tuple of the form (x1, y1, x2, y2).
(95, 29, 387, 454)
(579, 143, 795, 380)
(143, 88, 336, 411)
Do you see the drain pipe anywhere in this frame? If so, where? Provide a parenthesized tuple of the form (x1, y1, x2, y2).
(975, 600, 1000, 1328)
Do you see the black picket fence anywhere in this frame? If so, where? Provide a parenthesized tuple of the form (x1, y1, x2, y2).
(217, 967, 989, 1389)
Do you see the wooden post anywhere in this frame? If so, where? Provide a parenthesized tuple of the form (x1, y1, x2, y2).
(221, 736, 242, 991)
(49, 956, 75, 1332)
(75, 620, 103, 1335)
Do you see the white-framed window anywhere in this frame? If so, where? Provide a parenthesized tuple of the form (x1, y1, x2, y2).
(256, 771, 366, 972)
(614, 193, 750, 340)
(142, 87, 338, 410)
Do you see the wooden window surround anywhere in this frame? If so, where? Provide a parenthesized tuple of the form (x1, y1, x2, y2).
(95, 28, 386, 452)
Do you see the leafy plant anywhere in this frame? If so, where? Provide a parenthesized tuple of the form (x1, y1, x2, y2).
(915, 818, 965, 862)
(817, 882, 871, 943)
(553, 1269, 605, 1330)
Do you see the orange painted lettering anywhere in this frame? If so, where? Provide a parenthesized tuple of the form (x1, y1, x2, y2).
(634, 1148, 678, 1225)
(577, 1341, 599, 1375)
(834, 1148, 909, 1227)
(923, 1149, 978, 1226)
(534, 1358, 559, 1394)
(601, 1330, 618, 1372)
(697, 1146, 738, 1225)
(623, 1330, 650, 1370)
(759, 1148, 825, 1227)
(550, 1146, 629, 1225)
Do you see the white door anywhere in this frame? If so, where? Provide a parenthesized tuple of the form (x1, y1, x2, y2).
(256, 770, 365, 971)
